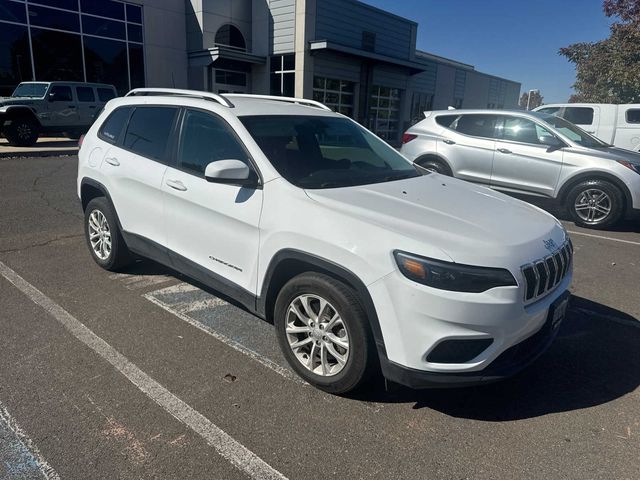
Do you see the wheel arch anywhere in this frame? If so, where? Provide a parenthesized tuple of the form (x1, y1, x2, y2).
(4, 106, 41, 127)
(558, 171, 632, 211)
(258, 249, 387, 359)
(80, 178, 125, 231)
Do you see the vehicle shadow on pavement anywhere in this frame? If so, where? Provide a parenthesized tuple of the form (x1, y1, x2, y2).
(358, 295, 640, 420)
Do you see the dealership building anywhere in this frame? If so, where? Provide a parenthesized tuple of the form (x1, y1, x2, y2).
(0, 0, 520, 143)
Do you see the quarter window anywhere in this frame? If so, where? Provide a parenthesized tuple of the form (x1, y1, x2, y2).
(435, 115, 458, 128)
(178, 110, 249, 176)
(99, 106, 132, 143)
(626, 109, 640, 124)
(455, 115, 498, 139)
(76, 86, 95, 102)
(123, 107, 177, 160)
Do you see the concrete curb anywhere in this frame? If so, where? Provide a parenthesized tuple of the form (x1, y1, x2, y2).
(0, 149, 78, 159)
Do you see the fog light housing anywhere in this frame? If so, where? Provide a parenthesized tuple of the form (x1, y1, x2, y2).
(426, 338, 493, 363)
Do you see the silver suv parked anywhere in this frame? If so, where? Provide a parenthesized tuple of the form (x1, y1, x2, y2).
(0, 81, 117, 146)
(401, 109, 640, 229)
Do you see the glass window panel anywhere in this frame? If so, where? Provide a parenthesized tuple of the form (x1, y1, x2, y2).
(0, 2, 27, 24)
(312, 90, 323, 102)
(0, 22, 32, 96)
(282, 72, 294, 97)
(28, 5, 79, 32)
(82, 15, 126, 40)
(80, 0, 124, 20)
(29, 0, 78, 11)
(99, 105, 131, 143)
(282, 54, 295, 71)
(128, 43, 144, 89)
(326, 79, 339, 91)
(83, 36, 128, 94)
(626, 109, 640, 124)
(179, 109, 249, 176)
(325, 92, 339, 104)
(269, 56, 281, 73)
(76, 86, 95, 102)
(31, 28, 83, 81)
(124, 106, 177, 160)
(12, 83, 48, 98)
(340, 80, 354, 93)
(127, 23, 142, 43)
(49, 84, 72, 101)
(500, 116, 545, 144)
(97, 87, 115, 101)
(313, 76, 324, 89)
(214, 24, 246, 50)
(455, 114, 498, 139)
(562, 107, 594, 125)
(125, 3, 142, 23)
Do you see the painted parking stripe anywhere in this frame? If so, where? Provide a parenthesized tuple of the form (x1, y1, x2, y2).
(145, 284, 303, 384)
(0, 261, 289, 480)
(0, 400, 60, 480)
(566, 230, 640, 246)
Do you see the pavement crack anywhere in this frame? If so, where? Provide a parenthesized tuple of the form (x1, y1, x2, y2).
(0, 233, 83, 254)
(30, 160, 82, 219)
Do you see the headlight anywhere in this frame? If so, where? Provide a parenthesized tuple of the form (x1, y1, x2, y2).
(394, 251, 517, 293)
(617, 160, 640, 175)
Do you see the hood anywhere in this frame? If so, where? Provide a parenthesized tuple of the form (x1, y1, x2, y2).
(0, 97, 41, 106)
(570, 145, 640, 165)
(305, 174, 566, 266)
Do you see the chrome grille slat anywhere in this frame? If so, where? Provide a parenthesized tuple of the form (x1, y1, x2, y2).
(521, 239, 572, 302)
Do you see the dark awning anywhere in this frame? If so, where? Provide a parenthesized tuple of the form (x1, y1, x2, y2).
(188, 46, 266, 67)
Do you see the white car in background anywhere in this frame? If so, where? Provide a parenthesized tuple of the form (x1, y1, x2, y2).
(535, 103, 640, 152)
(77, 89, 572, 394)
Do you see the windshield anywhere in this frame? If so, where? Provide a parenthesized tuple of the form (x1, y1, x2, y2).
(240, 115, 419, 189)
(533, 112, 609, 148)
(11, 83, 49, 98)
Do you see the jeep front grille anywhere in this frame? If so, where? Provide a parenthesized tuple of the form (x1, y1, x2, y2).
(521, 239, 573, 302)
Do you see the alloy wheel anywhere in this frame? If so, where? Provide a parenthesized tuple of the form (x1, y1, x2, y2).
(285, 294, 349, 376)
(574, 188, 612, 224)
(88, 209, 112, 260)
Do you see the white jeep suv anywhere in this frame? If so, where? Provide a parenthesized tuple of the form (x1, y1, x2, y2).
(78, 88, 572, 394)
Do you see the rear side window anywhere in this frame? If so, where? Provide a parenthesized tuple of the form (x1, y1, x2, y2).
(178, 109, 248, 175)
(76, 87, 95, 102)
(49, 85, 73, 102)
(455, 114, 498, 138)
(435, 115, 458, 128)
(123, 106, 178, 161)
(97, 88, 116, 102)
(99, 106, 132, 143)
(563, 107, 594, 125)
(626, 109, 640, 124)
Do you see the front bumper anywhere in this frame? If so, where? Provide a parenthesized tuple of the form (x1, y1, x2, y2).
(368, 263, 572, 388)
(379, 290, 569, 388)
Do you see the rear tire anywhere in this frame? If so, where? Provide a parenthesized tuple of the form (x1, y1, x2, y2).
(4, 117, 39, 146)
(274, 272, 377, 394)
(566, 179, 624, 229)
(84, 197, 132, 271)
(415, 158, 452, 176)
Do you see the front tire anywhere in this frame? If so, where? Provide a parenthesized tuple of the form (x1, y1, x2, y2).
(4, 117, 39, 146)
(566, 179, 624, 229)
(274, 273, 377, 394)
(84, 197, 132, 271)
(415, 158, 452, 176)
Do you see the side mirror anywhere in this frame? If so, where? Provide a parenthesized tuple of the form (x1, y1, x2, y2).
(204, 159, 256, 186)
(539, 135, 564, 151)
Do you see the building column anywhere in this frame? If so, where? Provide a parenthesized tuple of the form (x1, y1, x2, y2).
(294, 0, 316, 98)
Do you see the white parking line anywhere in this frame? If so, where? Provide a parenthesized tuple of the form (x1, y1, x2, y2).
(0, 261, 288, 480)
(0, 400, 60, 480)
(566, 230, 640, 246)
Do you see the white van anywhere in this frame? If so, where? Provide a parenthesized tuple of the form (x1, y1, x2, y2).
(534, 103, 640, 152)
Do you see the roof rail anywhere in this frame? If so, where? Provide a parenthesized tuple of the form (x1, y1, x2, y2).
(223, 94, 331, 111)
(125, 88, 234, 108)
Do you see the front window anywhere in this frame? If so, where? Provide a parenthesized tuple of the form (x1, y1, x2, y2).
(498, 116, 553, 145)
(12, 83, 49, 98)
(533, 113, 609, 148)
(240, 115, 418, 189)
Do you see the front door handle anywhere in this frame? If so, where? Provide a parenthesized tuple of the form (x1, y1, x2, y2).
(497, 148, 512, 154)
(104, 157, 120, 166)
(443, 139, 456, 145)
(166, 179, 187, 191)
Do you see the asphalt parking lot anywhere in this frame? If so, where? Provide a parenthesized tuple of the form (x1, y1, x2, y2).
(1, 155, 639, 480)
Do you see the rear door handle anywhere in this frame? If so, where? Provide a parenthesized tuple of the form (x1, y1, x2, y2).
(166, 179, 187, 191)
(104, 157, 120, 166)
(497, 148, 512, 154)
(68, 105, 76, 108)
(443, 139, 456, 145)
